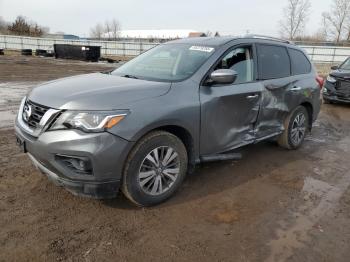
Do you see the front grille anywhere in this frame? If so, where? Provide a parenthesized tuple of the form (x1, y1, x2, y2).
(22, 100, 50, 129)
(335, 80, 350, 98)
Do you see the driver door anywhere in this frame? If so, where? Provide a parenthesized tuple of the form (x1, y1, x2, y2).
(199, 45, 263, 155)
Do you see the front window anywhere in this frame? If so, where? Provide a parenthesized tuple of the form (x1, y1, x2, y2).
(340, 58, 350, 70)
(214, 46, 254, 84)
(112, 44, 215, 82)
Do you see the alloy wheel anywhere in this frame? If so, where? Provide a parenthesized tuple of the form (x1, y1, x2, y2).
(138, 146, 180, 196)
(291, 113, 306, 145)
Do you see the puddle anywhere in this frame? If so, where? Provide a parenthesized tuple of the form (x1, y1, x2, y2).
(267, 172, 350, 262)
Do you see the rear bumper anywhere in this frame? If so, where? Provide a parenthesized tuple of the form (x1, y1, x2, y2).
(28, 153, 120, 199)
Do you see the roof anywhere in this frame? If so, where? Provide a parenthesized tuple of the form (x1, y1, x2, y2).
(166, 37, 238, 46)
(105, 29, 201, 39)
(167, 35, 293, 47)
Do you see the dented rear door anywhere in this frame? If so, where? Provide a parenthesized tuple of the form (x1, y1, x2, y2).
(254, 44, 295, 139)
(255, 78, 295, 138)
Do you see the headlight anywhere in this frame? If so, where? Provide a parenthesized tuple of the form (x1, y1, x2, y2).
(50, 111, 128, 132)
(327, 75, 336, 83)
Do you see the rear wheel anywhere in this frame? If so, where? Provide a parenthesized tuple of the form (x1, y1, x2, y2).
(278, 106, 309, 150)
(122, 131, 188, 207)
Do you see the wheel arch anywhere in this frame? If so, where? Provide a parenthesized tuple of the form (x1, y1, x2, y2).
(300, 101, 313, 130)
(129, 124, 197, 171)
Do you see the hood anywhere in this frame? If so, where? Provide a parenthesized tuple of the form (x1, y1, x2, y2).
(330, 69, 350, 79)
(28, 73, 171, 110)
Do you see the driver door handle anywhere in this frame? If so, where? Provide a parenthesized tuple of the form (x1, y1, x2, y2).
(291, 86, 302, 91)
(247, 94, 259, 99)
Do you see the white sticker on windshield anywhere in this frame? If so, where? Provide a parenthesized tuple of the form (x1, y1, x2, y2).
(189, 46, 215, 53)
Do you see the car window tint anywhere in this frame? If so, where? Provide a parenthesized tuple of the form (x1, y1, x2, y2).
(215, 46, 254, 84)
(289, 48, 311, 75)
(257, 45, 290, 79)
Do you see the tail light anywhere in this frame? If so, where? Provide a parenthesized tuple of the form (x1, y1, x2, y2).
(316, 76, 324, 89)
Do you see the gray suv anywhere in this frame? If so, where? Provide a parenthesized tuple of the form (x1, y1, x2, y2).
(15, 36, 322, 206)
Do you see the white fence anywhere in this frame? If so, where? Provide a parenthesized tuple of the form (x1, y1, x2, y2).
(1, 34, 350, 63)
(300, 45, 350, 63)
(0, 35, 157, 57)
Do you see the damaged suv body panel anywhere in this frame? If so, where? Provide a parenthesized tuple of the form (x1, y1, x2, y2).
(199, 39, 320, 155)
(323, 58, 350, 103)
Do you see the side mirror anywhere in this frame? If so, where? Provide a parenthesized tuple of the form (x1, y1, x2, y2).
(210, 69, 238, 85)
(331, 65, 339, 70)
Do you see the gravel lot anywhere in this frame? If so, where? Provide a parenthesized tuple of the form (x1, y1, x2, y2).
(0, 56, 350, 262)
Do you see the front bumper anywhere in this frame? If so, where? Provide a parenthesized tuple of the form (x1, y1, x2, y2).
(323, 81, 350, 104)
(323, 93, 350, 103)
(28, 153, 120, 198)
(15, 119, 134, 199)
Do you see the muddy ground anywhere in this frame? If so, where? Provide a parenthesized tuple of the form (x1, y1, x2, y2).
(0, 56, 350, 262)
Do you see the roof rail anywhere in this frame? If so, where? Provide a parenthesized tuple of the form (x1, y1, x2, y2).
(244, 34, 293, 44)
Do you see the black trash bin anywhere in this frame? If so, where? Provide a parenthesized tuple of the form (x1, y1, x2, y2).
(53, 44, 101, 62)
(0, 49, 4, 55)
(35, 49, 47, 56)
(21, 49, 32, 56)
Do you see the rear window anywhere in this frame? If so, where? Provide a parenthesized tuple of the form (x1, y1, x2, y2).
(289, 48, 311, 75)
(257, 45, 291, 80)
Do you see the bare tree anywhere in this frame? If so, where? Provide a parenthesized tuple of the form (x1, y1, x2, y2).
(104, 21, 111, 40)
(322, 0, 350, 42)
(280, 0, 311, 40)
(318, 14, 330, 41)
(0, 16, 8, 33)
(345, 12, 350, 41)
(110, 19, 121, 40)
(205, 30, 213, 37)
(6, 16, 46, 37)
(7, 16, 30, 35)
(90, 22, 104, 39)
(90, 19, 121, 40)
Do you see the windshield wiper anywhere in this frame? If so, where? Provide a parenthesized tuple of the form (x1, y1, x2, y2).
(122, 74, 138, 79)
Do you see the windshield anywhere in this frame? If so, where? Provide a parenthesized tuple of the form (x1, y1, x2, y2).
(112, 44, 215, 82)
(340, 58, 350, 70)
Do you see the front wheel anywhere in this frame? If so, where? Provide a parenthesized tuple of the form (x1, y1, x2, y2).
(278, 106, 309, 150)
(122, 131, 188, 207)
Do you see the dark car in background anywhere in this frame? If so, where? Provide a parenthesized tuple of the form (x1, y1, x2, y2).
(15, 36, 322, 206)
(323, 58, 350, 104)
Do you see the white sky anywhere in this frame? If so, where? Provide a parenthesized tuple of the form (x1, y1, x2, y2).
(0, 0, 332, 37)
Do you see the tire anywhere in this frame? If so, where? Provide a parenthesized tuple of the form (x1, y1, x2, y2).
(122, 131, 188, 207)
(277, 106, 309, 150)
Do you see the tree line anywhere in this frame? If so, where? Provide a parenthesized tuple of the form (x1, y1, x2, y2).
(0, 16, 49, 37)
(280, 0, 350, 42)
